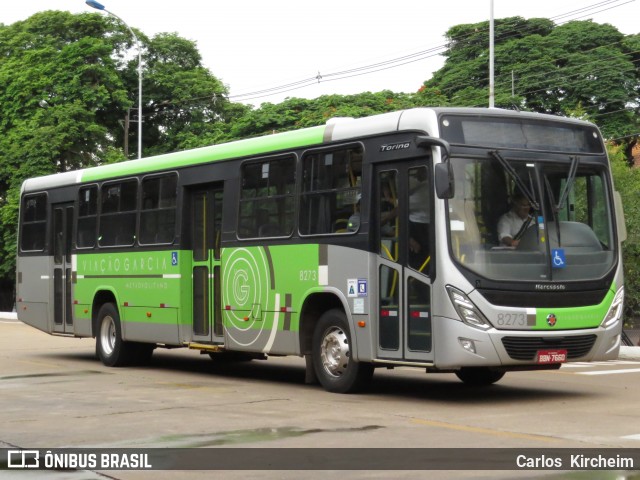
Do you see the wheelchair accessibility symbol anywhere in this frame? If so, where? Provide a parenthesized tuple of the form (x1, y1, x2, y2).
(552, 249, 566, 269)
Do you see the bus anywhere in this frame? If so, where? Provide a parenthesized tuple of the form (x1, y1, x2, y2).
(16, 107, 626, 393)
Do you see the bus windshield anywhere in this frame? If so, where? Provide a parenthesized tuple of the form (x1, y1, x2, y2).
(448, 153, 616, 283)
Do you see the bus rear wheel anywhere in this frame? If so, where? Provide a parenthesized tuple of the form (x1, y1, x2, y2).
(312, 309, 373, 393)
(96, 303, 135, 367)
(455, 367, 505, 386)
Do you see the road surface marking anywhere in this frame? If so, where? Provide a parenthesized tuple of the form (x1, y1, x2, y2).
(411, 418, 560, 443)
(576, 368, 640, 376)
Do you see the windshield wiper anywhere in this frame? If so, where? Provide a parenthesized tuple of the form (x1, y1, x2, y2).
(489, 150, 540, 211)
(545, 176, 562, 246)
(545, 155, 580, 247)
(555, 155, 579, 211)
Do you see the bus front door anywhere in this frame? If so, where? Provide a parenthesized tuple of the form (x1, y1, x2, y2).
(52, 203, 74, 334)
(375, 163, 433, 363)
(189, 184, 224, 344)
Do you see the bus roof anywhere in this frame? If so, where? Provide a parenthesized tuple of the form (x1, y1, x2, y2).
(21, 107, 598, 193)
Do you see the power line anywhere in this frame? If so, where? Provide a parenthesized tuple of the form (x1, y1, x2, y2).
(142, 0, 637, 112)
(225, 0, 635, 103)
(610, 133, 640, 141)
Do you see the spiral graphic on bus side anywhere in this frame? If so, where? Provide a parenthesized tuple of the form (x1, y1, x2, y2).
(222, 247, 271, 347)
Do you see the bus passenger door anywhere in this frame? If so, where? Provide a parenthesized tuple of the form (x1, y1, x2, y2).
(189, 183, 224, 344)
(375, 163, 433, 363)
(52, 203, 74, 334)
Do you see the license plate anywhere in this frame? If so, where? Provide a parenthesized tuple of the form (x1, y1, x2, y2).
(536, 349, 567, 364)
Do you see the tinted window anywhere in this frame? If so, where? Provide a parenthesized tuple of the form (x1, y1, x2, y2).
(238, 157, 295, 238)
(21, 194, 47, 252)
(140, 174, 177, 244)
(77, 186, 98, 248)
(299, 146, 363, 235)
(99, 180, 137, 247)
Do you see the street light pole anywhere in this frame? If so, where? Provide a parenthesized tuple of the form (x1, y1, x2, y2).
(86, 0, 143, 159)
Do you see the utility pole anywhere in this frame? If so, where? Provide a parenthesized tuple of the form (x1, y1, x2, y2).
(86, 0, 143, 158)
(123, 110, 130, 158)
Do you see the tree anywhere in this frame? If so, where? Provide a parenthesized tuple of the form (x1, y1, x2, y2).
(226, 91, 420, 140)
(423, 18, 640, 142)
(609, 145, 640, 323)
(0, 11, 234, 308)
(137, 33, 236, 156)
(0, 11, 133, 308)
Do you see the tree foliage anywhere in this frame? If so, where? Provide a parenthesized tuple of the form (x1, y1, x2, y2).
(140, 33, 234, 156)
(423, 18, 639, 143)
(609, 145, 640, 321)
(0, 11, 236, 307)
(224, 91, 420, 140)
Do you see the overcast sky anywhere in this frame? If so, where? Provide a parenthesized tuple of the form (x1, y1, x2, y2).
(3, 0, 638, 106)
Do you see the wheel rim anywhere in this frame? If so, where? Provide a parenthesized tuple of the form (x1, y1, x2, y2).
(320, 326, 350, 378)
(100, 315, 116, 357)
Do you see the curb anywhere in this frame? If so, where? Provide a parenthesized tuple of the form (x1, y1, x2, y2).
(618, 346, 640, 361)
(2, 312, 640, 360)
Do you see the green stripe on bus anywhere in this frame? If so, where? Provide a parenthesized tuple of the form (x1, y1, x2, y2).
(533, 288, 615, 330)
(80, 126, 326, 182)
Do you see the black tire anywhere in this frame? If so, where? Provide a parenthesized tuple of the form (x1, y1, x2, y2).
(95, 303, 135, 367)
(455, 367, 505, 386)
(312, 309, 373, 393)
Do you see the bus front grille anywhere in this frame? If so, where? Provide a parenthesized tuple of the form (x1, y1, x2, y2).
(501, 335, 597, 361)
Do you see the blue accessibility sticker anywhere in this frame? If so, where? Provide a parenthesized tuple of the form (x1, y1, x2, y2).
(552, 249, 566, 269)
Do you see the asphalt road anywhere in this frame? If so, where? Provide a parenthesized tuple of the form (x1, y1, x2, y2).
(1, 318, 640, 480)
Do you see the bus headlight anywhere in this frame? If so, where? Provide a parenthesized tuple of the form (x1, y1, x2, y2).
(601, 286, 624, 328)
(446, 286, 492, 330)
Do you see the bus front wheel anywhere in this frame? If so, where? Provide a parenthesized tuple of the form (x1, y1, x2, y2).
(312, 309, 373, 393)
(455, 367, 505, 386)
(96, 303, 134, 367)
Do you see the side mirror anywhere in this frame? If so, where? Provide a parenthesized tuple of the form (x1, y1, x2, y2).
(435, 162, 455, 199)
(416, 135, 455, 200)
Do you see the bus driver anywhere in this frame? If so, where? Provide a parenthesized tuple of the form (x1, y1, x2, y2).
(497, 193, 531, 247)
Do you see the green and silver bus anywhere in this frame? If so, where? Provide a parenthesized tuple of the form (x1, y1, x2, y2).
(16, 107, 626, 392)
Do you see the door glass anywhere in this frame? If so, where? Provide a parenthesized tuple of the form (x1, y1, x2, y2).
(65, 207, 73, 263)
(54, 269, 63, 325)
(65, 267, 73, 326)
(378, 171, 399, 261)
(193, 266, 209, 336)
(407, 278, 431, 352)
(193, 193, 207, 262)
(379, 265, 400, 350)
(53, 209, 63, 265)
(407, 166, 431, 272)
(213, 190, 223, 261)
(213, 265, 222, 336)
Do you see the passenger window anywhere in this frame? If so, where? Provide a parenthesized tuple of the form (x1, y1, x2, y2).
(99, 180, 138, 247)
(238, 157, 295, 238)
(299, 146, 363, 235)
(77, 186, 98, 248)
(21, 194, 47, 252)
(139, 174, 177, 244)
